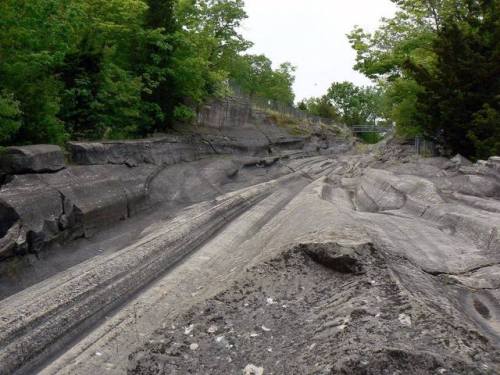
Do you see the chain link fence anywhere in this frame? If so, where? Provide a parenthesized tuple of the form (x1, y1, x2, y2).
(415, 136, 437, 156)
(227, 82, 336, 126)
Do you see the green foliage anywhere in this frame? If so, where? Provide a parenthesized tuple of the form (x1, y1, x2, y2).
(358, 132, 384, 144)
(229, 55, 296, 104)
(349, 0, 500, 159)
(173, 104, 196, 123)
(93, 63, 146, 139)
(347, 1, 438, 136)
(169, 0, 251, 104)
(0, 0, 296, 146)
(298, 96, 339, 120)
(406, 0, 500, 159)
(382, 78, 423, 138)
(469, 104, 500, 160)
(299, 82, 383, 132)
(0, 91, 22, 145)
(326, 82, 383, 126)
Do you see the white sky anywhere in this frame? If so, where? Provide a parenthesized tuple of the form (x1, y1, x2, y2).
(241, 0, 398, 101)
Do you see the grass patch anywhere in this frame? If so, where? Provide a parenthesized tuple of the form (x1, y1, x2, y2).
(357, 132, 384, 144)
(266, 110, 300, 127)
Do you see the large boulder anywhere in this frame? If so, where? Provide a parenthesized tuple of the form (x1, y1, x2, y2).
(0, 145, 65, 175)
(0, 174, 67, 257)
(0, 163, 158, 257)
(0, 200, 21, 259)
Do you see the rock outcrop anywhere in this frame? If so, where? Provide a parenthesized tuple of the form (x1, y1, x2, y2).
(0, 109, 347, 260)
(0, 145, 65, 175)
(0, 136, 499, 374)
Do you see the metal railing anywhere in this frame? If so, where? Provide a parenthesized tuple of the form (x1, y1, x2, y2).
(227, 82, 337, 126)
(415, 136, 436, 156)
(351, 125, 389, 133)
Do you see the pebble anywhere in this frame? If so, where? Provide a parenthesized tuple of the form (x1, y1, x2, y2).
(184, 324, 194, 335)
(398, 313, 412, 327)
(243, 364, 264, 375)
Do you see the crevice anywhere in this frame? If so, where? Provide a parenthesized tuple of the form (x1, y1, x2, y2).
(474, 298, 492, 319)
(358, 184, 381, 212)
(278, 161, 298, 175)
(0, 198, 19, 238)
(201, 137, 220, 155)
(419, 205, 430, 217)
(143, 163, 169, 196)
(422, 262, 500, 278)
(486, 228, 498, 251)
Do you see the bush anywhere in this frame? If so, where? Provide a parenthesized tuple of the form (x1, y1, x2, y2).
(0, 91, 22, 145)
(468, 104, 500, 160)
(173, 104, 196, 123)
(358, 132, 384, 144)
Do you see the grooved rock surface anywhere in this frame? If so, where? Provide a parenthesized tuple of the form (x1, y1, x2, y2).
(1, 136, 499, 375)
(129, 243, 499, 375)
(68, 135, 215, 167)
(0, 119, 345, 260)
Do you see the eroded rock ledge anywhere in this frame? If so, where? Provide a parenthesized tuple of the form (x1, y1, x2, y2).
(0, 122, 348, 260)
(0, 139, 499, 374)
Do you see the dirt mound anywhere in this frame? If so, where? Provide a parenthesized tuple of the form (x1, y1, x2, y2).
(128, 242, 499, 374)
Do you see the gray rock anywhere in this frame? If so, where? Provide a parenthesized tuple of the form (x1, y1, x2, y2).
(0, 173, 297, 375)
(0, 202, 20, 259)
(0, 163, 157, 256)
(0, 175, 65, 255)
(299, 242, 367, 274)
(487, 156, 500, 172)
(0, 145, 65, 174)
(68, 136, 215, 166)
(450, 153, 472, 167)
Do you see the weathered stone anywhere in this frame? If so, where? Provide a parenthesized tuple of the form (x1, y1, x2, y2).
(68, 136, 215, 166)
(487, 156, 500, 172)
(0, 163, 159, 255)
(450, 153, 472, 167)
(0, 175, 64, 254)
(0, 201, 21, 259)
(40, 166, 150, 238)
(2, 140, 500, 375)
(300, 242, 366, 274)
(439, 174, 500, 197)
(0, 145, 65, 174)
(0, 173, 299, 375)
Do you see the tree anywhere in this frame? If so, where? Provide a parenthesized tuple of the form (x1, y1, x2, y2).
(326, 82, 383, 126)
(0, 0, 169, 142)
(0, 0, 299, 145)
(348, 0, 500, 158)
(347, 4, 436, 136)
(407, 0, 500, 159)
(298, 96, 339, 120)
(0, 91, 22, 145)
(229, 54, 296, 104)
